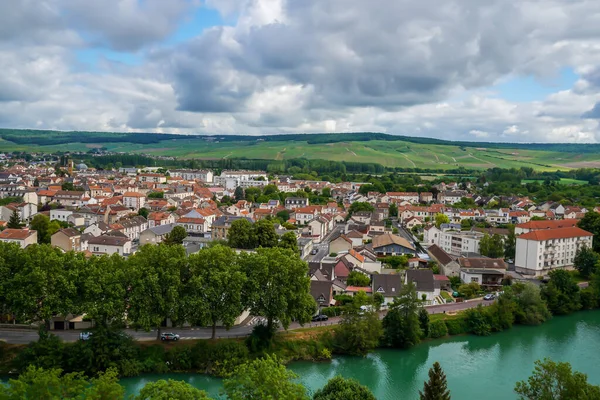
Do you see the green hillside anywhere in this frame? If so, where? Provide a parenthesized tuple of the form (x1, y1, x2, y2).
(1, 129, 599, 171)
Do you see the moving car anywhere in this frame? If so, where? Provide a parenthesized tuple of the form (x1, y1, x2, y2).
(160, 332, 180, 341)
(79, 332, 92, 341)
(311, 248, 318, 255)
(312, 314, 329, 322)
(483, 294, 496, 301)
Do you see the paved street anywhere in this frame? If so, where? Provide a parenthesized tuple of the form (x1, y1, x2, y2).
(307, 224, 345, 262)
(0, 299, 490, 344)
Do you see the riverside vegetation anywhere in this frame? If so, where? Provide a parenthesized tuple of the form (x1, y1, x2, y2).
(2, 240, 600, 398)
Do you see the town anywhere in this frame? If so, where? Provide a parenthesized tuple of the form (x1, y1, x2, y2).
(0, 152, 597, 334)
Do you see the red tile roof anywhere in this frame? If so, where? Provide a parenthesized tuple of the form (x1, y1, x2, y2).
(0, 229, 36, 240)
(518, 227, 592, 241)
(517, 220, 578, 230)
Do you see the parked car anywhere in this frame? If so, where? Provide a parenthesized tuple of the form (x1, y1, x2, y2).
(79, 332, 92, 341)
(160, 332, 180, 341)
(483, 294, 496, 301)
(312, 314, 329, 322)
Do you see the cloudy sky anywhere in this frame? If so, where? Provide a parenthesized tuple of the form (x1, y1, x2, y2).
(2, 0, 600, 142)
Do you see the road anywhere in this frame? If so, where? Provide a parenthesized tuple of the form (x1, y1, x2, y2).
(307, 224, 345, 262)
(0, 299, 489, 344)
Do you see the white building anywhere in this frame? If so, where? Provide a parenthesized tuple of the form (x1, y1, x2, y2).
(123, 192, 146, 212)
(515, 227, 593, 276)
(214, 170, 269, 190)
(50, 209, 73, 222)
(439, 231, 484, 256)
(87, 235, 132, 256)
(169, 169, 214, 183)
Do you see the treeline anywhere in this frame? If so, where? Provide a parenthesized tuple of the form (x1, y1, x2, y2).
(0, 243, 315, 340)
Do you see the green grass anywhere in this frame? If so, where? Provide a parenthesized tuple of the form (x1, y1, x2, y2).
(440, 292, 453, 302)
(522, 178, 589, 185)
(2, 132, 596, 171)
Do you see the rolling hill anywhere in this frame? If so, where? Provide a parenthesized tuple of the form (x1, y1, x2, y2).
(1, 129, 599, 171)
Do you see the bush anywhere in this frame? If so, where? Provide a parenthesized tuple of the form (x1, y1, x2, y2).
(13, 332, 65, 372)
(245, 324, 277, 353)
(204, 340, 249, 377)
(444, 316, 468, 335)
(465, 306, 491, 336)
(138, 345, 168, 374)
(166, 346, 193, 371)
(321, 306, 343, 317)
(429, 320, 449, 338)
(333, 295, 354, 306)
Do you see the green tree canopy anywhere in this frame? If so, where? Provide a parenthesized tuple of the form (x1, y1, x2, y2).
(278, 231, 299, 253)
(574, 245, 600, 279)
(223, 355, 308, 400)
(228, 219, 256, 249)
(346, 271, 371, 287)
(577, 212, 600, 252)
(127, 244, 187, 339)
(253, 219, 279, 248)
(420, 362, 451, 400)
(515, 359, 600, 400)
(313, 376, 376, 400)
(382, 282, 423, 349)
(135, 379, 213, 400)
(163, 225, 187, 246)
(186, 245, 246, 339)
(434, 213, 449, 228)
(30, 214, 51, 244)
(241, 247, 315, 331)
(7, 209, 23, 229)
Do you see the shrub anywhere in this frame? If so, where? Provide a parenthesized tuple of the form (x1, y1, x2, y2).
(321, 306, 343, 317)
(429, 320, 448, 338)
(245, 324, 277, 353)
(205, 340, 249, 376)
(444, 316, 468, 335)
(465, 306, 491, 336)
(13, 332, 65, 372)
(166, 346, 193, 371)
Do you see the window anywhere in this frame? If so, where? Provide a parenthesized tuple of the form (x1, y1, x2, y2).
(470, 277, 479, 283)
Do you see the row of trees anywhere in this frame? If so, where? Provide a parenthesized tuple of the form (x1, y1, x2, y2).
(4, 354, 598, 400)
(227, 218, 299, 251)
(0, 243, 316, 339)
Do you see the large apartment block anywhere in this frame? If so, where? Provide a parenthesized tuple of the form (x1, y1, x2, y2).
(515, 227, 593, 276)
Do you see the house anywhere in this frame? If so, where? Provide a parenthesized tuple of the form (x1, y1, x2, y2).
(122, 192, 146, 211)
(420, 192, 434, 203)
(169, 169, 213, 183)
(438, 230, 484, 257)
(405, 269, 439, 303)
(137, 173, 167, 184)
(387, 192, 420, 204)
(117, 216, 148, 241)
(212, 216, 254, 240)
(139, 223, 178, 245)
(310, 281, 334, 308)
(0, 228, 38, 248)
(50, 209, 73, 222)
(329, 232, 353, 254)
(87, 235, 132, 256)
(372, 233, 415, 257)
(427, 244, 460, 277)
(515, 227, 593, 276)
(176, 217, 208, 236)
(51, 228, 82, 252)
(424, 225, 442, 246)
(147, 212, 175, 228)
(372, 274, 403, 307)
(54, 191, 86, 207)
(285, 197, 309, 210)
(458, 258, 506, 287)
(294, 206, 321, 225)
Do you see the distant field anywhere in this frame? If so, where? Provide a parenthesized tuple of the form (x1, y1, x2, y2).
(521, 178, 589, 185)
(2, 130, 600, 171)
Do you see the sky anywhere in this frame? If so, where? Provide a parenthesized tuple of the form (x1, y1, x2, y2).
(2, 0, 600, 143)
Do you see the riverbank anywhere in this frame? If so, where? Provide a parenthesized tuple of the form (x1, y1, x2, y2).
(116, 311, 600, 399)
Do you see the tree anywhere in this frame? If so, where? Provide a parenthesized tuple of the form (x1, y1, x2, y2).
(382, 282, 423, 348)
(277, 209, 291, 223)
(234, 186, 245, 201)
(457, 282, 480, 299)
(138, 207, 149, 219)
(278, 231, 299, 253)
(5, 245, 81, 332)
(81, 254, 128, 327)
(434, 213, 449, 228)
(223, 355, 308, 400)
(578, 211, 600, 252)
(460, 219, 472, 230)
(228, 219, 256, 249)
(504, 224, 517, 260)
(163, 225, 187, 246)
(313, 376, 376, 400)
(479, 233, 504, 258)
(241, 247, 315, 332)
(420, 362, 451, 400)
(512, 283, 551, 326)
(347, 202, 374, 219)
(346, 271, 370, 287)
(541, 269, 581, 315)
(30, 214, 51, 243)
(7, 209, 22, 229)
(127, 244, 187, 339)
(574, 245, 600, 279)
(253, 219, 279, 248)
(333, 305, 382, 356)
(61, 182, 75, 191)
(515, 359, 600, 400)
(136, 379, 212, 400)
(389, 203, 398, 218)
(0, 366, 124, 400)
(186, 245, 246, 339)
(147, 191, 164, 199)
(418, 308, 430, 338)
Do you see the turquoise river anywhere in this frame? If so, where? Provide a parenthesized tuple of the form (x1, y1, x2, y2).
(4, 311, 600, 399)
